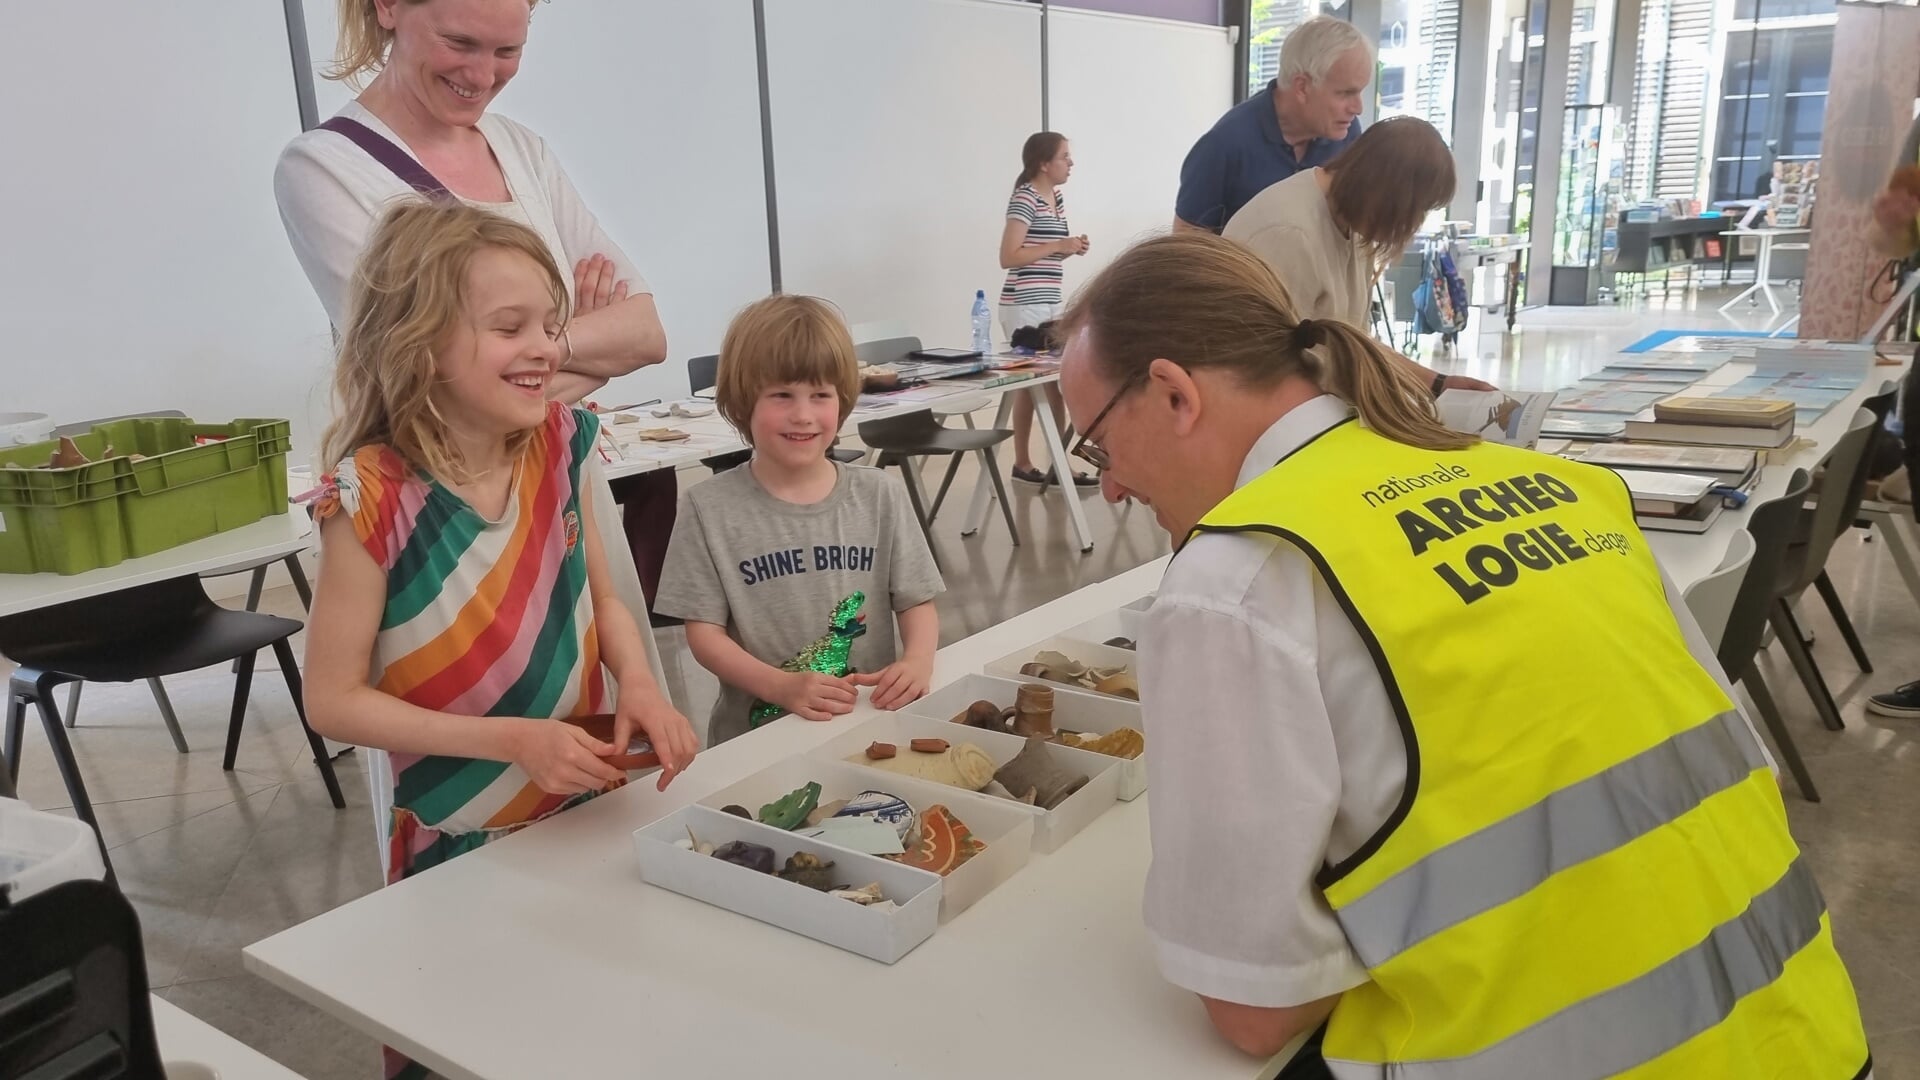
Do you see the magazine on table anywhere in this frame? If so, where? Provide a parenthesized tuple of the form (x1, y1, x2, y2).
(1436, 390, 1557, 447)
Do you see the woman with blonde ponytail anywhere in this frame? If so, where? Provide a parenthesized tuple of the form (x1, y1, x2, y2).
(1057, 232, 1819, 1075)
(275, 0, 682, 623)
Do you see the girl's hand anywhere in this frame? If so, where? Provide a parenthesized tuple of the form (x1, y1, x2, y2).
(1872, 189, 1920, 235)
(612, 694, 700, 791)
(778, 671, 861, 722)
(851, 657, 932, 711)
(573, 254, 630, 315)
(510, 720, 626, 795)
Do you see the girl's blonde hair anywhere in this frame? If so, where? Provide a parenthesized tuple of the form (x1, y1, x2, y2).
(327, 0, 537, 87)
(322, 200, 570, 480)
(1059, 232, 1474, 452)
(714, 296, 861, 445)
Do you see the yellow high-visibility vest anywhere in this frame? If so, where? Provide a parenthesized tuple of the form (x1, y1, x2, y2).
(1191, 419, 1870, 1079)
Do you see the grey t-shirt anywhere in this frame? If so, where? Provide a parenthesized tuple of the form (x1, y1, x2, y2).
(655, 463, 944, 745)
(1223, 169, 1372, 329)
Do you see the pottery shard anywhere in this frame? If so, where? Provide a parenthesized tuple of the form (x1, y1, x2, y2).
(719, 804, 752, 819)
(953, 700, 1009, 731)
(993, 736, 1089, 810)
(865, 741, 898, 760)
(1074, 727, 1145, 760)
(909, 738, 949, 753)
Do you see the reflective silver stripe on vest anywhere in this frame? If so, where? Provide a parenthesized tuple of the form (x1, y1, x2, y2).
(1339, 710, 1768, 969)
(1326, 856, 1830, 1080)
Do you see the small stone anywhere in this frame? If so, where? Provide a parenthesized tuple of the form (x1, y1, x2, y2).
(711, 840, 776, 874)
(720, 804, 752, 819)
(864, 741, 897, 760)
(829, 882, 888, 905)
(909, 738, 949, 753)
(953, 700, 1010, 731)
(673, 837, 694, 851)
(778, 851, 838, 891)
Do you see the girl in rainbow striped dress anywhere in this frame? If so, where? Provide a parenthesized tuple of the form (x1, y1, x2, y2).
(303, 201, 698, 892)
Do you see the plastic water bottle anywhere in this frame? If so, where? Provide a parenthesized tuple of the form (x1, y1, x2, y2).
(970, 290, 992, 355)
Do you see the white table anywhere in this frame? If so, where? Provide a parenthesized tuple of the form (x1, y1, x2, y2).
(245, 556, 1311, 1080)
(601, 367, 1098, 554)
(151, 994, 306, 1078)
(0, 511, 313, 620)
(1717, 227, 1812, 317)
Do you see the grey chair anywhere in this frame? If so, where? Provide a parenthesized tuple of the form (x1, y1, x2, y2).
(1717, 469, 1819, 801)
(852, 336, 1020, 567)
(1769, 405, 1882, 733)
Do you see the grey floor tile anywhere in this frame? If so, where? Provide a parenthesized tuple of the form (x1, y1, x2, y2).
(1869, 1027, 1920, 1080)
(162, 974, 381, 1080)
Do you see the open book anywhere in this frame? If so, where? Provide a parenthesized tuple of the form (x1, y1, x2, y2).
(1436, 390, 1559, 448)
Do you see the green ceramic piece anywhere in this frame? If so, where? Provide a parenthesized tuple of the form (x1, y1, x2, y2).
(757, 781, 823, 831)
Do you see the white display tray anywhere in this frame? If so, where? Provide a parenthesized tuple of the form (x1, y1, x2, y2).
(699, 757, 1034, 922)
(1058, 593, 1154, 651)
(811, 713, 1120, 854)
(984, 635, 1141, 704)
(905, 673, 1147, 801)
(632, 804, 941, 964)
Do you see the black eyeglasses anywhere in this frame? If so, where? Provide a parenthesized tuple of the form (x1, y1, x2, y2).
(1070, 371, 1145, 471)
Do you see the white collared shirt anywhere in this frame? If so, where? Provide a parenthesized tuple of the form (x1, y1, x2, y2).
(1139, 395, 1764, 1008)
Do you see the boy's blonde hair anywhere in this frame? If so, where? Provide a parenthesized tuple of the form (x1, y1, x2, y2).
(321, 200, 570, 480)
(714, 295, 862, 444)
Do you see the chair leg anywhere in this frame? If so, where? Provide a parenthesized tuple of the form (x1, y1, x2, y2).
(1769, 600, 1844, 732)
(273, 638, 344, 809)
(981, 446, 1020, 546)
(1811, 571, 1871, 674)
(147, 677, 191, 755)
(65, 681, 81, 729)
(5, 692, 25, 784)
(243, 564, 268, 612)
(1870, 511, 1920, 608)
(284, 553, 314, 611)
(223, 651, 257, 771)
(927, 454, 965, 522)
(1741, 664, 1818, 803)
(32, 688, 114, 884)
(895, 462, 940, 572)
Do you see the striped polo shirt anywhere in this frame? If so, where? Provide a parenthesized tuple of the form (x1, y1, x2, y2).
(1001, 183, 1069, 306)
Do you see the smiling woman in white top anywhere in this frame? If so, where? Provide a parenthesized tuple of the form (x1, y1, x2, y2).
(274, 0, 680, 615)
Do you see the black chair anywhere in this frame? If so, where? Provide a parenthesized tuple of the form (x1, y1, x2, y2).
(51, 411, 314, 733)
(2, 576, 345, 881)
(0, 879, 165, 1079)
(686, 354, 864, 473)
(1768, 406, 1881, 733)
(1718, 469, 1820, 801)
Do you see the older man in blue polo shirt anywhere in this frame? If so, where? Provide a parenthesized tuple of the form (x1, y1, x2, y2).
(1174, 16, 1372, 233)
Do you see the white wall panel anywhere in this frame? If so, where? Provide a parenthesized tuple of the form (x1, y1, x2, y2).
(764, 0, 1043, 347)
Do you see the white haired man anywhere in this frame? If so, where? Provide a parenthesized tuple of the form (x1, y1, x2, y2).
(1174, 15, 1372, 233)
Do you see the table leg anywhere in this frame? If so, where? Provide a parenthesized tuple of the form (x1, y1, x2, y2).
(962, 391, 1019, 537)
(1030, 385, 1094, 553)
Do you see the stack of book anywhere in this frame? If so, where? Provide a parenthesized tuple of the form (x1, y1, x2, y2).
(1622, 397, 1796, 449)
(1577, 443, 1759, 489)
(1611, 469, 1729, 533)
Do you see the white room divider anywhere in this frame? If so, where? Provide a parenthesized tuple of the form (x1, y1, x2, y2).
(762, 0, 1044, 349)
(298, 0, 774, 403)
(1047, 9, 1235, 295)
(2, 2, 335, 454)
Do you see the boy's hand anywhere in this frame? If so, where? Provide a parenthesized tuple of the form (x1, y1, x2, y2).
(851, 656, 932, 711)
(510, 720, 626, 795)
(611, 694, 699, 791)
(779, 671, 861, 722)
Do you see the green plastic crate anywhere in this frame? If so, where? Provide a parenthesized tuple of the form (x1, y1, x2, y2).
(0, 418, 291, 575)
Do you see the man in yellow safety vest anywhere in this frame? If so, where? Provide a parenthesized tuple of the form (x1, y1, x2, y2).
(1057, 231, 1872, 1079)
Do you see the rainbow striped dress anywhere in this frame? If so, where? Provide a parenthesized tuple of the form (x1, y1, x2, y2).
(317, 403, 615, 885)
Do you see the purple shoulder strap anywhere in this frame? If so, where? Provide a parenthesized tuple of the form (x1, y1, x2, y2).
(317, 116, 451, 197)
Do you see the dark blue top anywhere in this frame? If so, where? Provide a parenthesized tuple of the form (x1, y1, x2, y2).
(1175, 82, 1362, 233)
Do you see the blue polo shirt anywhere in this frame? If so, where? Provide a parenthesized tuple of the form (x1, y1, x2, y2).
(1175, 82, 1362, 232)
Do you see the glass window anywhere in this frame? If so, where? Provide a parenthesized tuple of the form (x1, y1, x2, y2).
(1781, 95, 1826, 157)
(1786, 28, 1833, 92)
(1733, 0, 1835, 19)
(1709, 23, 1829, 201)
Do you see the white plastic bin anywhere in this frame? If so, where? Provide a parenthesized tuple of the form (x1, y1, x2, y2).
(0, 797, 106, 903)
(906, 673, 1148, 800)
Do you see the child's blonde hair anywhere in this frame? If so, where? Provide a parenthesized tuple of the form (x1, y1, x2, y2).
(714, 295, 862, 445)
(322, 200, 570, 480)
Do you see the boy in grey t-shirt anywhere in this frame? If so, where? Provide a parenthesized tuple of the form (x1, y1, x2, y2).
(655, 296, 943, 746)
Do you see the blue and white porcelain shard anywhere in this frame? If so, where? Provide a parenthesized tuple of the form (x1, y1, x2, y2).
(834, 790, 917, 844)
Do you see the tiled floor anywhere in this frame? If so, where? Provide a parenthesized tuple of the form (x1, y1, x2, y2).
(8, 286, 1920, 1078)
